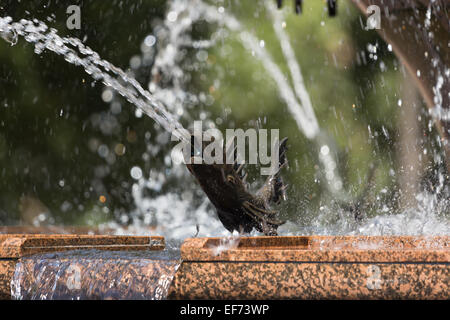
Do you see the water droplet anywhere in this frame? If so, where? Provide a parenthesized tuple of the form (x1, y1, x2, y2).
(131, 166, 143, 180)
(320, 145, 330, 156)
(334, 181, 342, 190)
(98, 144, 109, 158)
(0, 27, 18, 46)
(110, 102, 122, 114)
(167, 11, 178, 22)
(144, 35, 156, 47)
(102, 89, 113, 103)
(130, 55, 141, 69)
(196, 50, 208, 62)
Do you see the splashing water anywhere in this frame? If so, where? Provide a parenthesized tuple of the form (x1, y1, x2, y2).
(209, 231, 241, 256)
(105, 0, 348, 240)
(125, 0, 448, 238)
(279, 190, 450, 236)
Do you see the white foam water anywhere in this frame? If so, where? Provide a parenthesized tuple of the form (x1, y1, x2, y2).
(279, 190, 450, 236)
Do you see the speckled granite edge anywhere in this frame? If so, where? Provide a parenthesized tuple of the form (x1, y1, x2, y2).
(168, 261, 449, 299)
(0, 234, 165, 258)
(181, 236, 450, 262)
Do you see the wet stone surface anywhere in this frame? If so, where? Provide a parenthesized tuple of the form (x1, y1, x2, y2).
(0, 234, 165, 258)
(168, 236, 449, 299)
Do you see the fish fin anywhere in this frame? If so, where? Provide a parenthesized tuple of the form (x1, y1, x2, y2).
(242, 201, 285, 225)
(257, 137, 289, 205)
(242, 201, 285, 236)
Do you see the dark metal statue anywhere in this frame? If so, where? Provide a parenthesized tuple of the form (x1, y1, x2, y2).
(186, 136, 289, 236)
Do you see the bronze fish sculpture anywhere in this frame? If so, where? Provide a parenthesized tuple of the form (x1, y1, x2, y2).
(186, 136, 289, 236)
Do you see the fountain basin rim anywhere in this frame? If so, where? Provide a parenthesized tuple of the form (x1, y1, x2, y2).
(0, 234, 165, 258)
(181, 236, 450, 263)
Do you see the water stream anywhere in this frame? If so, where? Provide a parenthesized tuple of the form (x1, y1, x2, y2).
(0, 16, 190, 144)
(11, 245, 181, 300)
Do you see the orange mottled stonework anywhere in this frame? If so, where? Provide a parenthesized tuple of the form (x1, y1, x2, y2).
(0, 234, 164, 258)
(0, 233, 448, 299)
(169, 262, 448, 299)
(167, 236, 449, 299)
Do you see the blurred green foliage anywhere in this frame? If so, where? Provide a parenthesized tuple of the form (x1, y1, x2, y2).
(0, 0, 442, 227)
